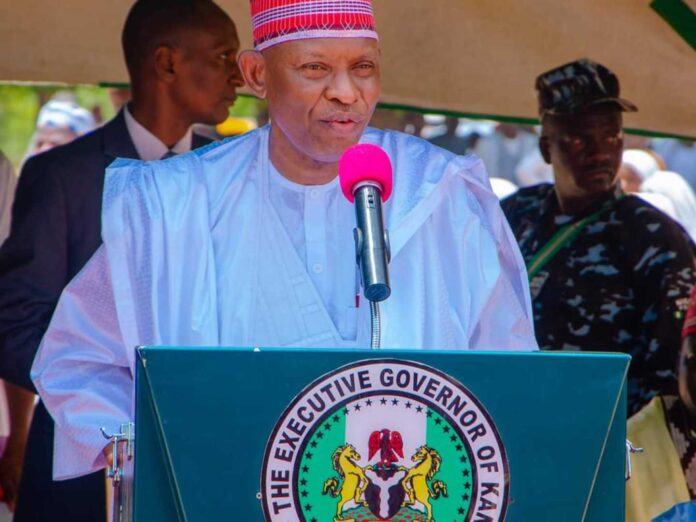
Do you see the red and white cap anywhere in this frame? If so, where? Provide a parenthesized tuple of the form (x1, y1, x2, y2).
(250, 0, 379, 51)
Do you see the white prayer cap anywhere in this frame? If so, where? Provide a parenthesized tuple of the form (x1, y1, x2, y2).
(36, 100, 96, 137)
(621, 149, 659, 182)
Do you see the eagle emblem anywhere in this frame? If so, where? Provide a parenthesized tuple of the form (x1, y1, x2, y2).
(368, 429, 404, 468)
(322, 431, 448, 522)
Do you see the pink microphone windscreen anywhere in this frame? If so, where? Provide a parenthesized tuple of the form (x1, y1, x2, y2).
(338, 144, 393, 203)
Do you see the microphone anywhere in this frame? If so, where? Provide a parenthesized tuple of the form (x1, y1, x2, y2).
(339, 144, 393, 302)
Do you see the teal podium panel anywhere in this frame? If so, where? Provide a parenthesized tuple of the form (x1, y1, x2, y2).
(133, 348, 628, 521)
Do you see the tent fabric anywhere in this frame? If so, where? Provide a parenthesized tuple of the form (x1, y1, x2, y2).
(0, 1, 695, 138)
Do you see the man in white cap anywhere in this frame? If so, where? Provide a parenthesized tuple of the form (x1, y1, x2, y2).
(31, 0, 537, 481)
(24, 99, 97, 159)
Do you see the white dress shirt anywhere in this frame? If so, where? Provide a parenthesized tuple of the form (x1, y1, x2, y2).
(123, 105, 193, 160)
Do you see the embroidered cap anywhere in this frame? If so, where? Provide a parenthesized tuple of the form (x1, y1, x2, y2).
(536, 58, 638, 117)
(250, 0, 379, 51)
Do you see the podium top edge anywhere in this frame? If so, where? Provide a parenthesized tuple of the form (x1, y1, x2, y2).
(135, 346, 631, 362)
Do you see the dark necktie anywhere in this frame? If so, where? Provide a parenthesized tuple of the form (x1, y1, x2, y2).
(161, 150, 176, 160)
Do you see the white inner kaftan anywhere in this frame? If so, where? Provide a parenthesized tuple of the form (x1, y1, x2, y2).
(32, 127, 537, 480)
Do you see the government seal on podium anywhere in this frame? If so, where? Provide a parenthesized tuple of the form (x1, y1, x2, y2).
(261, 359, 509, 521)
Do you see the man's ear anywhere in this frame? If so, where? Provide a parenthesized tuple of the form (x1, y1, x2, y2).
(539, 135, 551, 164)
(153, 45, 177, 83)
(238, 50, 267, 99)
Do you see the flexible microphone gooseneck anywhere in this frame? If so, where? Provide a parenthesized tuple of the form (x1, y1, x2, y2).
(339, 144, 394, 349)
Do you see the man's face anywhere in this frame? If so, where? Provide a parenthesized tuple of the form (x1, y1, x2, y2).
(171, 18, 243, 125)
(541, 109, 624, 201)
(264, 37, 381, 164)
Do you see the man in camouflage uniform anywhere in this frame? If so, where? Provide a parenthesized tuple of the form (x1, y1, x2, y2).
(501, 59, 696, 415)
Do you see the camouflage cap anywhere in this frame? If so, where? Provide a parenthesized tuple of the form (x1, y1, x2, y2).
(535, 58, 638, 117)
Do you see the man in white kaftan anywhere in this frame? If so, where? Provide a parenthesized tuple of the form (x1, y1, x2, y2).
(31, 0, 538, 482)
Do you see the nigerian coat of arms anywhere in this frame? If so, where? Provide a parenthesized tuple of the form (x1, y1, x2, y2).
(261, 359, 508, 521)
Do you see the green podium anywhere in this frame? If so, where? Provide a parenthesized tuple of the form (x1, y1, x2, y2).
(128, 347, 628, 521)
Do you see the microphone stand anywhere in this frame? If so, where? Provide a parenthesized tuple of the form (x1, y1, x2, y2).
(369, 300, 382, 350)
(354, 238, 386, 350)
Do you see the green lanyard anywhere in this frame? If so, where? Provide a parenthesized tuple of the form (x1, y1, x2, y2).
(527, 196, 624, 281)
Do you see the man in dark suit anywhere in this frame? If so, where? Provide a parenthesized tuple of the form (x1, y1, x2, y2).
(0, 1, 243, 520)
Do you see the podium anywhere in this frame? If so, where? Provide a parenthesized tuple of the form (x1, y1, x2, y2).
(126, 347, 628, 521)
